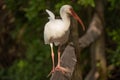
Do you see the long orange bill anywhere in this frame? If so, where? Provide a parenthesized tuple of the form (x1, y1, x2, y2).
(70, 8, 85, 31)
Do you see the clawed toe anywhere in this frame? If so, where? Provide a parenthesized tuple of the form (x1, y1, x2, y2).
(55, 66, 70, 74)
(47, 66, 70, 77)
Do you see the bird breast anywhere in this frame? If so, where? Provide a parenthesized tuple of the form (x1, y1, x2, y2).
(44, 19, 70, 45)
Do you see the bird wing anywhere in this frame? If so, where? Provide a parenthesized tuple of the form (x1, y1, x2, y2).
(46, 9, 55, 20)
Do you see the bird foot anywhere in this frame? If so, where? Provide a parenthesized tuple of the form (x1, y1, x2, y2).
(47, 66, 70, 77)
(55, 66, 70, 74)
(47, 69, 55, 77)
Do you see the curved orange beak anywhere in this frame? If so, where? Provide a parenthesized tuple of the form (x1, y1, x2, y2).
(69, 8, 85, 31)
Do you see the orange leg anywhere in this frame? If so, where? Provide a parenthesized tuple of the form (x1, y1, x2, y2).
(47, 43, 55, 77)
(55, 46, 69, 74)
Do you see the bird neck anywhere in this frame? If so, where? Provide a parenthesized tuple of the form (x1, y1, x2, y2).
(60, 12, 70, 31)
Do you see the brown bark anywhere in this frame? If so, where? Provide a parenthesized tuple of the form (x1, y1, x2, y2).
(85, 0, 107, 80)
(70, 17, 82, 80)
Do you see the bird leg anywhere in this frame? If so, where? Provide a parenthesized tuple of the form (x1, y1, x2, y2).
(55, 46, 70, 74)
(47, 43, 55, 77)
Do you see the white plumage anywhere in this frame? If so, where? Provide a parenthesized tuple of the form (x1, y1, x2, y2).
(44, 9, 70, 46)
(46, 9, 55, 20)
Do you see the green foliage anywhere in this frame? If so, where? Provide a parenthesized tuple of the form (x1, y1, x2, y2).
(3, 0, 51, 80)
(106, 0, 120, 68)
(24, 0, 46, 21)
(108, 0, 120, 10)
(78, 0, 95, 7)
(107, 29, 120, 67)
(0, 41, 51, 80)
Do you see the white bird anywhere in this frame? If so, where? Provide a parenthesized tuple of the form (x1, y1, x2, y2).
(44, 5, 85, 76)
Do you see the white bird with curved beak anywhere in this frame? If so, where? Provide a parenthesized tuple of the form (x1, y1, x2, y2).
(44, 5, 85, 76)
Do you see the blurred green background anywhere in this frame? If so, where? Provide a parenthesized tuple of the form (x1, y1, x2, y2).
(0, 0, 120, 80)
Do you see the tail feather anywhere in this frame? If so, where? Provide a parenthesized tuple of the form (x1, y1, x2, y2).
(46, 9, 55, 20)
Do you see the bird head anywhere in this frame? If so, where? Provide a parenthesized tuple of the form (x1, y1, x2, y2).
(61, 5, 85, 31)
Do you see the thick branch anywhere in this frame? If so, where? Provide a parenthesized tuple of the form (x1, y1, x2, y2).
(79, 13, 103, 48)
(85, 0, 107, 80)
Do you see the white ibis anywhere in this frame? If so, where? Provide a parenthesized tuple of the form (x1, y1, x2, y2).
(44, 5, 85, 76)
